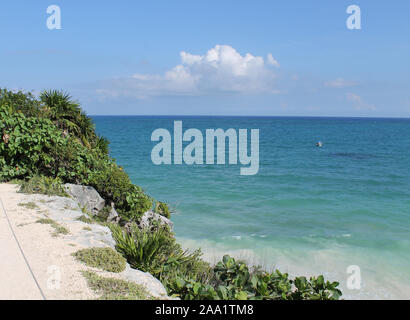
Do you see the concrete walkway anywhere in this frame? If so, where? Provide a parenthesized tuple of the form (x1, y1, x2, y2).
(0, 184, 44, 300)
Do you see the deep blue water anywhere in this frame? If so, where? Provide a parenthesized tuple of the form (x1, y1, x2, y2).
(92, 116, 410, 299)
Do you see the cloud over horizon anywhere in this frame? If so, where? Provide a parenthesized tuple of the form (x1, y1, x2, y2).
(346, 93, 375, 111)
(95, 45, 280, 99)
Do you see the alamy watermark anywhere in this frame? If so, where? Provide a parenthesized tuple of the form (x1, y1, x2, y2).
(346, 265, 361, 290)
(151, 121, 259, 175)
(47, 265, 62, 290)
(44, 4, 361, 31)
(46, 5, 61, 30)
(346, 5, 361, 30)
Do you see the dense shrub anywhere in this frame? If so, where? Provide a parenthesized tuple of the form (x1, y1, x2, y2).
(0, 88, 42, 117)
(0, 93, 153, 221)
(164, 255, 342, 300)
(212, 255, 342, 300)
(0, 109, 66, 181)
(86, 161, 152, 221)
(0, 89, 156, 221)
(154, 201, 171, 219)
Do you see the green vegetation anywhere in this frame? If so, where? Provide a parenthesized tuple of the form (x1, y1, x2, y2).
(110, 224, 209, 282)
(18, 201, 39, 210)
(154, 201, 171, 219)
(7, 178, 23, 185)
(0, 88, 152, 221)
(36, 218, 69, 236)
(111, 224, 342, 300)
(82, 271, 149, 300)
(76, 215, 94, 224)
(0, 88, 342, 300)
(19, 175, 67, 197)
(73, 247, 126, 273)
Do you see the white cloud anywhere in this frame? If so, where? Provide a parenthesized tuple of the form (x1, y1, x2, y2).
(325, 78, 357, 88)
(267, 53, 280, 67)
(95, 45, 280, 99)
(346, 93, 375, 111)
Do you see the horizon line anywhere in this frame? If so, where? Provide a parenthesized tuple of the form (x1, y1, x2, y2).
(88, 114, 410, 120)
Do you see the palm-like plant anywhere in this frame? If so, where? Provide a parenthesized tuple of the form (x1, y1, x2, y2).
(40, 90, 96, 148)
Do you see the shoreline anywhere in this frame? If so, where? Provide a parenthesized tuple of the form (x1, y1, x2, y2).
(177, 236, 410, 300)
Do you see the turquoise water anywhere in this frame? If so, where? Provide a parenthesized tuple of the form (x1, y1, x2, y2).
(93, 116, 410, 299)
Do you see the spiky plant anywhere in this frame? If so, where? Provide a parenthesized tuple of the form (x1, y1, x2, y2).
(40, 90, 96, 148)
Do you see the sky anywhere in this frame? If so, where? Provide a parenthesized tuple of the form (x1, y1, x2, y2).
(0, 0, 409, 117)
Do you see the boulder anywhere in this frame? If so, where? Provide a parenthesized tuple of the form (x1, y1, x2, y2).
(107, 203, 120, 223)
(122, 265, 168, 298)
(64, 184, 105, 216)
(137, 210, 173, 230)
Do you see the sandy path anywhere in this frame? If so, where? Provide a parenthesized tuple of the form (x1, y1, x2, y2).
(0, 183, 96, 300)
(0, 183, 168, 300)
(0, 191, 44, 299)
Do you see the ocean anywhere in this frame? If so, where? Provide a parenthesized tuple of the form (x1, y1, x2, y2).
(93, 116, 410, 299)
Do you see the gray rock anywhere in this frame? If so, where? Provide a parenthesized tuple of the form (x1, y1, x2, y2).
(137, 210, 173, 230)
(107, 204, 120, 223)
(64, 184, 105, 215)
(122, 265, 168, 298)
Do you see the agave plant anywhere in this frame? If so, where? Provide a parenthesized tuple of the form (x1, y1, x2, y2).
(109, 224, 171, 274)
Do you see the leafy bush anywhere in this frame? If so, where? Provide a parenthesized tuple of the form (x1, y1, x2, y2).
(166, 277, 218, 300)
(73, 247, 126, 273)
(212, 255, 342, 300)
(0, 90, 154, 221)
(86, 162, 153, 221)
(0, 108, 67, 181)
(0, 88, 42, 117)
(154, 201, 171, 219)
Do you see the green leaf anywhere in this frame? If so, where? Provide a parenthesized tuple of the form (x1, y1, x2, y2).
(235, 291, 248, 300)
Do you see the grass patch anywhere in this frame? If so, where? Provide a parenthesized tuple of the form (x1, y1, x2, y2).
(36, 218, 69, 236)
(7, 178, 23, 185)
(73, 247, 126, 273)
(76, 215, 94, 224)
(19, 175, 68, 197)
(81, 271, 149, 300)
(18, 202, 39, 210)
(83, 226, 92, 231)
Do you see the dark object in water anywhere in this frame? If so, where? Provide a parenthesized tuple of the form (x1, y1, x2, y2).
(316, 141, 323, 147)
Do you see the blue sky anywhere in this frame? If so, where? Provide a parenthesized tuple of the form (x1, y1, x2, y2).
(0, 0, 409, 116)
